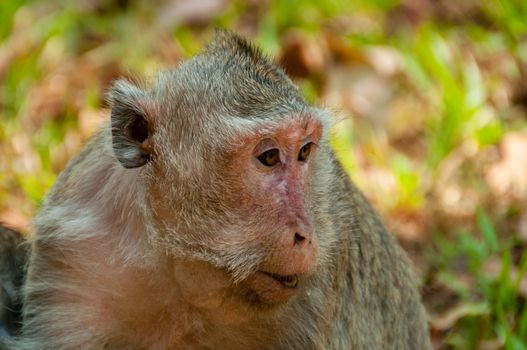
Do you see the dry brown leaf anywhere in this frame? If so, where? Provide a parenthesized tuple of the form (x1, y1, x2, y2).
(486, 132, 527, 199)
(388, 209, 427, 242)
(431, 302, 488, 331)
(158, 0, 230, 27)
(479, 338, 505, 350)
(365, 46, 403, 77)
(0, 208, 31, 234)
(280, 32, 327, 78)
(323, 66, 393, 126)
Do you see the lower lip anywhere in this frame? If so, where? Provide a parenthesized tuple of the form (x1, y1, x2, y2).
(261, 272, 299, 289)
(246, 272, 300, 304)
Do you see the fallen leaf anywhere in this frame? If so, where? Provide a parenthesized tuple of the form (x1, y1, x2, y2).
(486, 132, 527, 199)
(157, 0, 230, 27)
(280, 32, 327, 78)
(431, 302, 489, 331)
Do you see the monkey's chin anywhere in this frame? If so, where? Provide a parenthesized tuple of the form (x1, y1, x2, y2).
(244, 271, 300, 306)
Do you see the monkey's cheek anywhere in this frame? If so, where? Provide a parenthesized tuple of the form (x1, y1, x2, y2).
(245, 272, 299, 305)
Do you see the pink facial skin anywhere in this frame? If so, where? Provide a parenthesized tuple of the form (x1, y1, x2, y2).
(225, 116, 323, 304)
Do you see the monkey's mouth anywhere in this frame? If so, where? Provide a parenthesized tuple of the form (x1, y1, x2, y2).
(261, 272, 299, 289)
(245, 271, 301, 305)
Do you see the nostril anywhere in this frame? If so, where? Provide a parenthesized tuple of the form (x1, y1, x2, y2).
(294, 232, 306, 245)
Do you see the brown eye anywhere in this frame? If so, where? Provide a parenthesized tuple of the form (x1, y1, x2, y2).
(257, 149, 280, 167)
(298, 143, 312, 161)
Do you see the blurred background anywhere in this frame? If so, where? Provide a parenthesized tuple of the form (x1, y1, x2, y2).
(0, 0, 526, 348)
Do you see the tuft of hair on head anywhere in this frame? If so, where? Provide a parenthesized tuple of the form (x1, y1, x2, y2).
(204, 29, 284, 80)
(206, 29, 264, 62)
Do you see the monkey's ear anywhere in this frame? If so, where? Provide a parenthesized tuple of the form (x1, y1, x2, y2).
(109, 79, 152, 169)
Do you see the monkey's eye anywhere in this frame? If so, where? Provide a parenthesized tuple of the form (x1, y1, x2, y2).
(298, 143, 313, 162)
(257, 149, 280, 167)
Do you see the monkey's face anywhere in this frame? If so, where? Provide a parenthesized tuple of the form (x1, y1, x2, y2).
(146, 114, 323, 308)
(221, 115, 322, 305)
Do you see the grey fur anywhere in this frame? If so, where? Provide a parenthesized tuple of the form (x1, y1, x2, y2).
(9, 31, 432, 349)
(0, 225, 27, 341)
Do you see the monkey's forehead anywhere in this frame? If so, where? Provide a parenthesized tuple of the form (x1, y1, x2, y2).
(227, 108, 325, 129)
(212, 109, 329, 149)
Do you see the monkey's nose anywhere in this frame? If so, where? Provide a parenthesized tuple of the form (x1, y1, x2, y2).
(294, 232, 307, 245)
(283, 228, 317, 276)
(290, 217, 314, 247)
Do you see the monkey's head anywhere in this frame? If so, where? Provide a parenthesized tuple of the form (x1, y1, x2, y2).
(109, 31, 331, 309)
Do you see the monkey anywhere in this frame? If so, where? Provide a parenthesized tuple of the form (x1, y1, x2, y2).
(7, 30, 432, 349)
(0, 225, 27, 340)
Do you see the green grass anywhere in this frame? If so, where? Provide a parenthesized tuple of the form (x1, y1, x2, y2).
(432, 209, 527, 348)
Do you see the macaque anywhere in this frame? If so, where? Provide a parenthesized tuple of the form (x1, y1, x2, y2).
(0, 225, 26, 340)
(8, 31, 431, 349)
